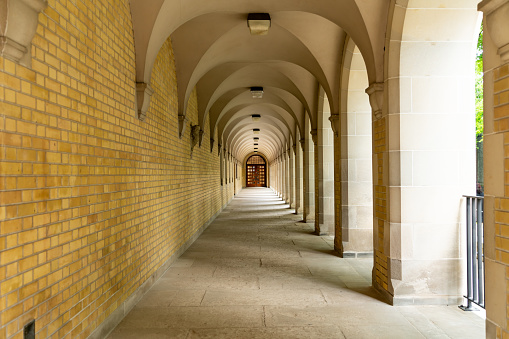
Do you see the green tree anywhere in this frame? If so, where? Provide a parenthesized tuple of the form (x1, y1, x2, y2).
(476, 25, 483, 142)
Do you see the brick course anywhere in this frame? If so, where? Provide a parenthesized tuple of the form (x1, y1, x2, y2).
(0, 1, 232, 338)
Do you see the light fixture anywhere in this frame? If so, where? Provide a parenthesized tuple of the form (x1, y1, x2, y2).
(254, 137, 259, 141)
(254, 143, 258, 146)
(247, 13, 271, 35)
(252, 114, 261, 121)
(254, 151, 258, 153)
(254, 148, 258, 150)
(250, 87, 263, 99)
(253, 128, 260, 134)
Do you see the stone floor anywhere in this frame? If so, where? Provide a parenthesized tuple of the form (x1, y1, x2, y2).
(107, 188, 485, 339)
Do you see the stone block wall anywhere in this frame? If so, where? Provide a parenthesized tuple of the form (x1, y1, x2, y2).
(0, 1, 231, 338)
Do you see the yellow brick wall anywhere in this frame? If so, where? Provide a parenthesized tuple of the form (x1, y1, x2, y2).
(493, 63, 509, 339)
(0, 1, 233, 338)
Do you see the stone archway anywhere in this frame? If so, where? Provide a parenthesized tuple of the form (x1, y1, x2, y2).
(373, 0, 481, 305)
(246, 155, 267, 187)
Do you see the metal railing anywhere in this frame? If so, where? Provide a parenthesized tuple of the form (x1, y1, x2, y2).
(459, 195, 484, 311)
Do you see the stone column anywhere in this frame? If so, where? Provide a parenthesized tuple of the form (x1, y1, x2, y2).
(219, 145, 224, 186)
(479, 1, 509, 337)
(338, 44, 374, 257)
(274, 158, 278, 193)
(330, 114, 343, 252)
(285, 150, 291, 205)
(278, 156, 282, 198)
(290, 145, 296, 210)
(280, 156, 283, 197)
(295, 137, 303, 214)
(303, 121, 315, 222)
(314, 95, 336, 236)
(373, 1, 477, 306)
(282, 152, 287, 202)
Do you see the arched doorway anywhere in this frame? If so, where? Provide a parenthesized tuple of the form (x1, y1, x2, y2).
(246, 155, 267, 187)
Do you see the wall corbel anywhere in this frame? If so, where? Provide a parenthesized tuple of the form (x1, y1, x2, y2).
(329, 114, 340, 138)
(0, 0, 47, 67)
(178, 115, 188, 139)
(136, 82, 154, 121)
(366, 83, 384, 121)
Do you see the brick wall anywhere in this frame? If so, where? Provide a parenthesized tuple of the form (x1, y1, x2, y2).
(0, 0, 232, 338)
(491, 62, 509, 338)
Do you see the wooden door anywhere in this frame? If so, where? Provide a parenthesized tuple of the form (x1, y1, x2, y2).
(246, 155, 266, 187)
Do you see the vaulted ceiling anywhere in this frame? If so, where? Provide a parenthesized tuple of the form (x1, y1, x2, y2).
(130, 0, 389, 162)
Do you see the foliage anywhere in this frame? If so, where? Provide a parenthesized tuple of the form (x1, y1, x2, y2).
(475, 25, 483, 142)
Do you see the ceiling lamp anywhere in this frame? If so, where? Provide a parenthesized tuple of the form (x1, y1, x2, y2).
(254, 147, 258, 150)
(252, 114, 261, 121)
(254, 151, 258, 153)
(253, 128, 260, 134)
(247, 13, 271, 35)
(250, 87, 263, 99)
(254, 143, 258, 146)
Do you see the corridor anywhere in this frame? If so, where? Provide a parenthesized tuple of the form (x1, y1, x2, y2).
(107, 188, 484, 339)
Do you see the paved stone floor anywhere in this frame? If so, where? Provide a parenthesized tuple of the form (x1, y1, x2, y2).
(108, 188, 485, 339)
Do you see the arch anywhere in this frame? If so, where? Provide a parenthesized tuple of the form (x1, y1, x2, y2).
(130, 1, 381, 86)
(338, 36, 373, 256)
(245, 154, 268, 187)
(374, 0, 481, 305)
(129, 0, 386, 140)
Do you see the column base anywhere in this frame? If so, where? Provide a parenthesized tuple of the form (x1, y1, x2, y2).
(341, 251, 373, 258)
(373, 280, 463, 306)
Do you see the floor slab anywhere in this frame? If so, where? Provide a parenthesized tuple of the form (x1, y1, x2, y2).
(108, 188, 485, 339)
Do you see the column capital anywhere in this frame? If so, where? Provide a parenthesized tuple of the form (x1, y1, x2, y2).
(479, 0, 509, 62)
(136, 82, 154, 121)
(210, 138, 215, 153)
(292, 144, 297, 155)
(365, 82, 384, 121)
(329, 114, 340, 138)
(299, 138, 305, 152)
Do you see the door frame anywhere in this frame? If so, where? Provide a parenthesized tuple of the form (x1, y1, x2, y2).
(246, 155, 267, 187)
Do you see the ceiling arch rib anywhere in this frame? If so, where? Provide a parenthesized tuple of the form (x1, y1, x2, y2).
(197, 63, 310, 133)
(209, 89, 302, 144)
(229, 123, 287, 153)
(214, 95, 298, 140)
(217, 104, 293, 160)
(174, 21, 331, 127)
(224, 115, 291, 153)
(233, 131, 281, 161)
(274, 11, 347, 114)
(128, 0, 388, 162)
(233, 133, 279, 160)
(230, 124, 286, 159)
(131, 0, 381, 87)
(237, 140, 277, 162)
(221, 110, 292, 145)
